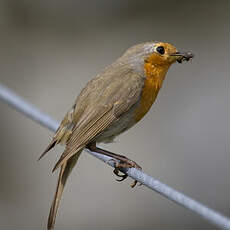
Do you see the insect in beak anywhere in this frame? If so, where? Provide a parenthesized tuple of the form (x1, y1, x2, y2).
(171, 52, 194, 63)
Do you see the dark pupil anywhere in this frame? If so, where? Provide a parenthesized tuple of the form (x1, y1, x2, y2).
(156, 46, 165, 55)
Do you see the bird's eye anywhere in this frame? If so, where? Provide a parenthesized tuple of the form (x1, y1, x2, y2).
(156, 46, 165, 55)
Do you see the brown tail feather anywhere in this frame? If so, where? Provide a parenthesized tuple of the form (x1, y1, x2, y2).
(47, 151, 82, 230)
(52, 145, 84, 172)
(38, 139, 58, 161)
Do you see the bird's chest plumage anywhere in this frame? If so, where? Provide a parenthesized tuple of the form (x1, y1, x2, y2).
(134, 75, 161, 122)
(134, 62, 168, 122)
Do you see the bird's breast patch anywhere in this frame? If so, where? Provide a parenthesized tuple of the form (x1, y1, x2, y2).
(134, 62, 167, 122)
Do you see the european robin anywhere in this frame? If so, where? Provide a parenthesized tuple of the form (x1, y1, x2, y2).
(39, 41, 193, 230)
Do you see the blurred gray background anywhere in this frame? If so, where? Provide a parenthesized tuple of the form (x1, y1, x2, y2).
(0, 0, 230, 229)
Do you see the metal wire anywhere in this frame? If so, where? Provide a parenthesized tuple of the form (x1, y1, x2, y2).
(0, 82, 230, 230)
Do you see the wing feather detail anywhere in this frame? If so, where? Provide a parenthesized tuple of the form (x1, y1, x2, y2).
(52, 106, 116, 171)
(50, 67, 145, 171)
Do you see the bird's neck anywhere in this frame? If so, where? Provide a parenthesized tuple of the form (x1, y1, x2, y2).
(144, 62, 170, 89)
(134, 62, 170, 122)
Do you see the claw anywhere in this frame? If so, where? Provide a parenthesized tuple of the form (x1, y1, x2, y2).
(113, 168, 124, 177)
(131, 181, 142, 188)
(130, 180, 138, 188)
(113, 168, 128, 181)
(116, 176, 128, 182)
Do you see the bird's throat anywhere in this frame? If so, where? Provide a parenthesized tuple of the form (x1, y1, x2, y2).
(134, 62, 169, 122)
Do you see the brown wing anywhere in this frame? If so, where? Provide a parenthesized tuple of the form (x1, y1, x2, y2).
(40, 63, 125, 159)
(52, 67, 144, 171)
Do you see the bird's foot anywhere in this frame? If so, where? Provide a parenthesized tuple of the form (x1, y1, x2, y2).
(109, 158, 142, 188)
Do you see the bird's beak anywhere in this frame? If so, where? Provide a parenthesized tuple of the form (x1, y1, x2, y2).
(170, 51, 194, 63)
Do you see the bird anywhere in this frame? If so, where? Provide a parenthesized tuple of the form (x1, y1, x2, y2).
(39, 41, 193, 230)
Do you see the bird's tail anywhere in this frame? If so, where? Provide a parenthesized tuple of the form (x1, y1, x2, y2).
(47, 151, 82, 230)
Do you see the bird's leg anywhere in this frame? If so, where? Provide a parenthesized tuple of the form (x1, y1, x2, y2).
(87, 142, 142, 169)
(86, 142, 142, 187)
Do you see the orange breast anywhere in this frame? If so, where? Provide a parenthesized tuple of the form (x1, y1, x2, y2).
(134, 62, 169, 122)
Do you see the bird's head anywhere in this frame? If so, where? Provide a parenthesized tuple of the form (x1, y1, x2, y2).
(121, 41, 193, 74)
(144, 42, 194, 66)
